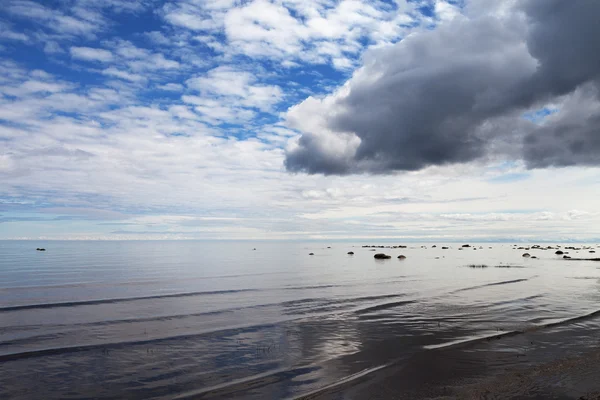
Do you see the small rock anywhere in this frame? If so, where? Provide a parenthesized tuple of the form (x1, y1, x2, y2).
(374, 253, 391, 259)
(442, 247, 449, 249)
(347, 251, 354, 255)
(397, 255, 407, 259)
(555, 250, 564, 255)
(522, 253, 531, 258)
(36, 248, 46, 251)
(462, 244, 471, 248)
(309, 253, 314, 256)
(563, 255, 571, 259)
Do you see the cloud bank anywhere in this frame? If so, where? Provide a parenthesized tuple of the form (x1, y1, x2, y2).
(285, 0, 600, 174)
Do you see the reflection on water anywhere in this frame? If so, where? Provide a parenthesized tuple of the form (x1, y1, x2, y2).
(1, 241, 600, 399)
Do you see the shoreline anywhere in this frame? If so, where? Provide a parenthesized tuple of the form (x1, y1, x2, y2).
(308, 316, 600, 399)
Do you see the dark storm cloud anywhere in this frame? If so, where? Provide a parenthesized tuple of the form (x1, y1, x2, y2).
(285, 0, 600, 175)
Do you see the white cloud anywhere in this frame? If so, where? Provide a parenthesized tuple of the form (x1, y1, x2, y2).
(161, 0, 418, 68)
(43, 41, 63, 54)
(70, 46, 114, 62)
(101, 67, 145, 82)
(0, 26, 29, 42)
(7, 0, 105, 36)
(186, 66, 282, 112)
(157, 83, 184, 91)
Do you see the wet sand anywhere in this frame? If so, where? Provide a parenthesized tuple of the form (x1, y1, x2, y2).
(306, 317, 600, 399)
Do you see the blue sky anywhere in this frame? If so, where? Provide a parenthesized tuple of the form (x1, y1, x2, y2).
(1, 0, 599, 241)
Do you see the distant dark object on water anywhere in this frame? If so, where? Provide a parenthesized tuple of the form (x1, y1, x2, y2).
(253, 248, 256, 251)
(347, 251, 354, 255)
(591, 251, 596, 253)
(397, 255, 406, 260)
(468, 264, 489, 268)
(531, 256, 537, 259)
(462, 244, 471, 248)
(432, 245, 437, 248)
(36, 248, 46, 251)
(374, 253, 391, 260)
(442, 246, 449, 249)
(555, 250, 564, 255)
(522, 253, 531, 258)
(562, 257, 600, 261)
(309, 253, 314, 256)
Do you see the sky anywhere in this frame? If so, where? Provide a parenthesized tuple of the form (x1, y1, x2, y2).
(0, 0, 599, 242)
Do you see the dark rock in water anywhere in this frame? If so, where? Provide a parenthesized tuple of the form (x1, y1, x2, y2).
(442, 247, 449, 250)
(563, 255, 571, 259)
(531, 256, 537, 259)
(462, 244, 471, 248)
(327, 246, 331, 249)
(374, 253, 391, 259)
(590, 251, 596, 253)
(397, 255, 407, 259)
(309, 253, 314, 255)
(432, 245, 437, 248)
(555, 250, 564, 255)
(347, 251, 354, 255)
(36, 248, 46, 251)
(253, 248, 256, 251)
(522, 253, 531, 258)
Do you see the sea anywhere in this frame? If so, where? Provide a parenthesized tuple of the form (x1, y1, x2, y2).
(1, 240, 600, 399)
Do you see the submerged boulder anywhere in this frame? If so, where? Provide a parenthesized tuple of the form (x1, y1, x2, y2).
(374, 253, 391, 259)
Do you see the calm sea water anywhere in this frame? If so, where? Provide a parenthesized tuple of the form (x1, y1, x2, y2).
(1, 240, 600, 399)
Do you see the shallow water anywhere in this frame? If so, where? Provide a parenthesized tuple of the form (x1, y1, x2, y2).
(1, 241, 599, 399)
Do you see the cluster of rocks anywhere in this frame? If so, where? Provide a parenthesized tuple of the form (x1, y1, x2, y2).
(362, 245, 407, 249)
(513, 243, 600, 260)
(374, 253, 406, 260)
(306, 242, 600, 260)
